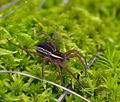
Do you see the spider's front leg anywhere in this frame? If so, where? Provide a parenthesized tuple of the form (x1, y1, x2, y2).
(8, 39, 46, 79)
(7, 39, 38, 56)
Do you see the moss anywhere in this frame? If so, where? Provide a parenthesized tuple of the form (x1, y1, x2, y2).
(0, 0, 120, 101)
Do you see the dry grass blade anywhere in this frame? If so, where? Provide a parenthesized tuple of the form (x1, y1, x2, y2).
(0, 70, 90, 102)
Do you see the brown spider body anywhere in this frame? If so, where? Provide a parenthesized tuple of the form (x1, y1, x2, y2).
(8, 32, 99, 87)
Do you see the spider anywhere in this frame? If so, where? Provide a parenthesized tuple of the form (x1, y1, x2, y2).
(8, 32, 99, 87)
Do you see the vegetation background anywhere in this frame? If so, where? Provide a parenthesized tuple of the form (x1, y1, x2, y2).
(0, 0, 120, 102)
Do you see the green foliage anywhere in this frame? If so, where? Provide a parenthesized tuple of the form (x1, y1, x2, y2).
(0, 0, 120, 101)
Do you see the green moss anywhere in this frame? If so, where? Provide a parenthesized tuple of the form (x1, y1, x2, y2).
(0, 0, 120, 101)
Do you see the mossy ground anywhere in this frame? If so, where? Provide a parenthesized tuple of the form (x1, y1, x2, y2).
(0, 0, 120, 102)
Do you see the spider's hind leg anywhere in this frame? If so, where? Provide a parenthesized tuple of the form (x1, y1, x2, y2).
(61, 62, 84, 88)
(65, 50, 101, 76)
(64, 50, 88, 75)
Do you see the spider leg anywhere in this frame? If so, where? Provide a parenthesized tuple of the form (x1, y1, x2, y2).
(37, 31, 61, 51)
(41, 60, 45, 80)
(36, 32, 55, 47)
(61, 62, 84, 88)
(7, 39, 38, 56)
(50, 58, 64, 86)
(65, 49, 88, 73)
(54, 31, 60, 51)
(65, 50, 87, 65)
(56, 64, 64, 86)
(8, 39, 47, 80)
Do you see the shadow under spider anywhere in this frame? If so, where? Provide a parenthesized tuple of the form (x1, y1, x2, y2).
(7, 32, 100, 87)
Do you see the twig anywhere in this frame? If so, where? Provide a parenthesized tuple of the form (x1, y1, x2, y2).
(87, 52, 102, 69)
(58, 84, 71, 102)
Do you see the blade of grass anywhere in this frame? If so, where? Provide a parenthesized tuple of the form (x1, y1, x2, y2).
(0, 70, 90, 102)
